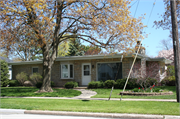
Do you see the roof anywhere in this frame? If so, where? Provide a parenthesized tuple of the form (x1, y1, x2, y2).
(8, 53, 172, 65)
(0, 56, 13, 63)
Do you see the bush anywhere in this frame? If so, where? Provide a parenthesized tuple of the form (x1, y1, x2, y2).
(29, 73, 42, 85)
(64, 81, 78, 89)
(146, 78, 158, 87)
(154, 88, 161, 92)
(87, 81, 104, 89)
(0, 60, 10, 87)
(16, 72, 28, 86)
(9, 80, 20, 86)
(132, 88, 139, 92)
(167, 65, 175, 76)
(36, 81, 55, 88)
(114, 78, 139, 89)
(104, 80, 116, 88)
(162, 76, 175, 86)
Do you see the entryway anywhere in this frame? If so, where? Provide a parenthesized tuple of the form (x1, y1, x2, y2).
(82, 63, 91, 85)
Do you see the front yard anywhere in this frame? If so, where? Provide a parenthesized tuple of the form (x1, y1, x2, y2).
(1, 98, 180, 115)
(1, 87, 81, 97)
(91, 86, 176, 99)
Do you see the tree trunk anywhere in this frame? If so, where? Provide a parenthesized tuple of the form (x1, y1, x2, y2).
(37, 46, 53, 93)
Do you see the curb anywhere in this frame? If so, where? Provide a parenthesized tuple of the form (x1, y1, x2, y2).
(24, 110, 163, 119)
(0, 109, 25, 114)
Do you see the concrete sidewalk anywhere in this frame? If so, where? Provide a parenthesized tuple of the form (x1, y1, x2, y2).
(1, 109, 180, 119)
(0, 96, 177, 102)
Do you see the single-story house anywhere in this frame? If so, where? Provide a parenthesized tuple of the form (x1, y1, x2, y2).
(8, 52, 172, 87)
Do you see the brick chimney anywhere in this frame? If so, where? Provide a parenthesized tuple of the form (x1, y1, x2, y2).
(135, 41, 145, 55)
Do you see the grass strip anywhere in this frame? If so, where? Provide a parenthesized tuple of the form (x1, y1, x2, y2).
(1, 87, 81, 97)
(1, 98, 180, 115)
(91, 86, 176, 99)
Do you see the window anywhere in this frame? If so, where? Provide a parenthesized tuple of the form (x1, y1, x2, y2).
(61, 64, 74, 79)
(97, 62, 122, 82)
(32, 67, 38, 73)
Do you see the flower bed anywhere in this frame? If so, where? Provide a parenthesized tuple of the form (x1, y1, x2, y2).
(119, 91, 173, 96)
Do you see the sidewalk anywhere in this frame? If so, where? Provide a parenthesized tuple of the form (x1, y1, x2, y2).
(0, 89, 179, 119)
(1, 109, 180, 119)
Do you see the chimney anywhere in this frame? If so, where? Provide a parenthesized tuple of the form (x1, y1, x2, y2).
(135, 41, 145, 55)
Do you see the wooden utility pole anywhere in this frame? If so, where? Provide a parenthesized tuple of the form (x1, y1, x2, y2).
(170, 0, 180, 103)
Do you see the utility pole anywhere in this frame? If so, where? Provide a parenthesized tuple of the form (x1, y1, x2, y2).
(170, 0, 180, 103)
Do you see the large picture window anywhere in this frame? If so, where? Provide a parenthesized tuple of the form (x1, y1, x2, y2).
(61, 64, 74, 79)
(97, 62, 122, 82)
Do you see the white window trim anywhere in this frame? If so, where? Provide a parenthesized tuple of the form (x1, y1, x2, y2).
(61, 64, 74, 79)
(32, 67, 39, 74)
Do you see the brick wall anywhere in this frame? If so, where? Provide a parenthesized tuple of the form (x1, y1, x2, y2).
(12, 57, 134, 87)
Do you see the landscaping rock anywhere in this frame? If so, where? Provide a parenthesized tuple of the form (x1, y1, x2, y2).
(24, 81, 33, 86)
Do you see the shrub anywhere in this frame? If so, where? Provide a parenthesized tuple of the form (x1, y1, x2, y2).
(36, 81, 55, 88)
(87, 81, 104, 89)
(29, 73, 42, 85)
(104, 80, 116, 88)
(127, 78, 139, 89)
(64, 81, 78, 89)
(146, 78, 158, 87)
(9, 80, 20, 86)
(154, 88, 161, 92)
(16, 72, 28, 86)
(162, 76, 175, 86)
(166, 65, 175, 76)
(132, 88, 139, 92)
(114, 78, 139, 89)
(0, 60, 10, 87)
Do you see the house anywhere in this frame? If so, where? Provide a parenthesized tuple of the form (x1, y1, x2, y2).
(8, 48, 172, 87)
(0, 56, 13, 80)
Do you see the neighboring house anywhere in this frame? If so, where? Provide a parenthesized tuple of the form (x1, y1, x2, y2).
(8, 42, 172, 86)
(0, 56, 13, 80)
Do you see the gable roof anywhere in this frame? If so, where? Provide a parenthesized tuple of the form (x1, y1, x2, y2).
(8, 53, 172, 65)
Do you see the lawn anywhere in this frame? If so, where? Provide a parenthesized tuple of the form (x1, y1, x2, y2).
(91, 86, 176, 99)
(0, 87, 81, 97)
(1, 98, 180, 115)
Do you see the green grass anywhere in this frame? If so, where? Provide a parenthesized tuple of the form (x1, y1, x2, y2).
(91, 86, 176, 99)
(0, 87, 81, 97)
(1, 98, 180, 115)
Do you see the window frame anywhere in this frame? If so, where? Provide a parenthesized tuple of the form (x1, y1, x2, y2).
(61, 64, 74, 79)
(32, 67, 39, 74)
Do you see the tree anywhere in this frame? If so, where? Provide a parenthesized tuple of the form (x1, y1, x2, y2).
(158, 39, 173, 50)
(57, 41, 70, 57)
(0, 0, 145, 92)
(154, 0, 180, 37)
(0, 26, 43, 61)
(156, 49, 174, 62)
(0, 60, 9, 87)
(130, 61, 160, 89)
(68, 37, 84, 56)
(84, 45, 101, 55)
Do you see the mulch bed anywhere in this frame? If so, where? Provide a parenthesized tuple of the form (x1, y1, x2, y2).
(119, 91, 173, 96)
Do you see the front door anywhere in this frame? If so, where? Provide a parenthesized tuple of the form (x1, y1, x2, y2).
(82, 63, 91, 85)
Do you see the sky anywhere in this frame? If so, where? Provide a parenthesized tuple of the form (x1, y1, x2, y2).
(130, 0, 171, 57)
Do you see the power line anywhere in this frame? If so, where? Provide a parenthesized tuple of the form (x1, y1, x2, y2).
(134, 0, 140, 17)
(146, 0, 156, 27)
(131, 0, 139, 8)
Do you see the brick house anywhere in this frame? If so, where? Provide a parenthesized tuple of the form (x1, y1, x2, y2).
(9, 53, 172, 87)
